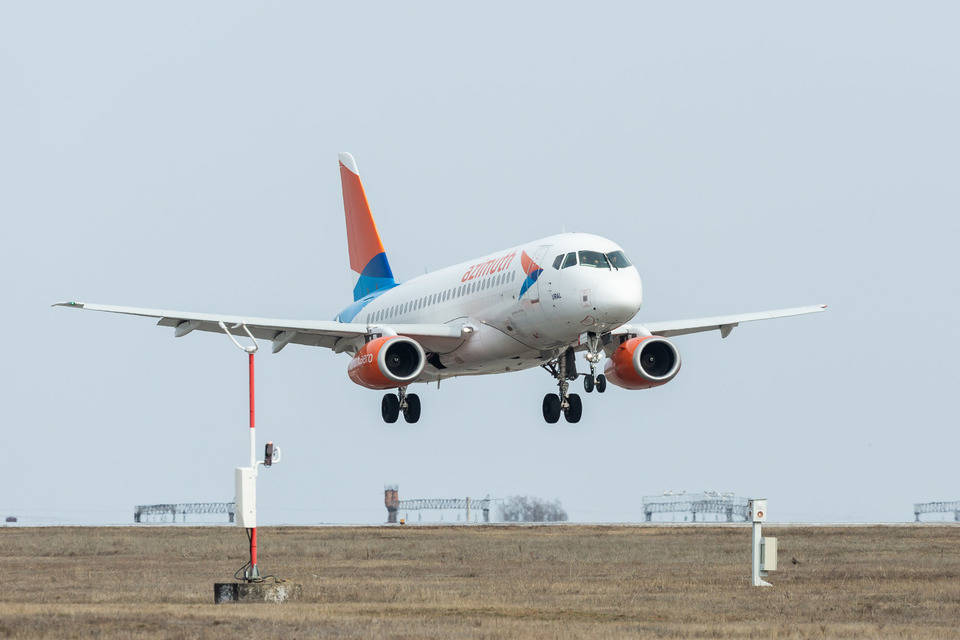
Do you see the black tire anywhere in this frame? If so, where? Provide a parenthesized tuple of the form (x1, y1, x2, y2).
(381, 394, 400, 423)
(596, 374, 607, 394)
(564, 393, 583, 423)
(583, 375, 594, 393)
(542, 393, 561, 423)
(403, 393, 421, 423)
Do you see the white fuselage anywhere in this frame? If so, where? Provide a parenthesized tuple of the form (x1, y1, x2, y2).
(337, 233, 643, 381)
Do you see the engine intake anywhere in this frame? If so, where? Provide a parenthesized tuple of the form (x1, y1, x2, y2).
(348, 335, 426, 389)
(604, 335, 681, 390)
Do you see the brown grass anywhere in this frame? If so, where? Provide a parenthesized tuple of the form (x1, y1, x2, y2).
(1, 524, 958, 638)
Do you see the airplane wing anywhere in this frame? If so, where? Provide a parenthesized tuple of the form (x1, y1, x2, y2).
(613, 304, 827, 340)
(53, 301, 468, 354)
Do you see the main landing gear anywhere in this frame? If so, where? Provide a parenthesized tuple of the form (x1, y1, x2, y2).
(540, 335, 607, 424)
(540, 348, 583, 424)
(382, 387, 421, 424)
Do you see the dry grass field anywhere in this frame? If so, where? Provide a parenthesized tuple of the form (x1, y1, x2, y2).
(1, 524, 958, 638)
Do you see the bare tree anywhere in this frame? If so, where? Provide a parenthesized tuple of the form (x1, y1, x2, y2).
(498, 496, 568, 522)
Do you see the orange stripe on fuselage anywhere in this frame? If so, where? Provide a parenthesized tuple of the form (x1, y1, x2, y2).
(340, 162, 386, 274)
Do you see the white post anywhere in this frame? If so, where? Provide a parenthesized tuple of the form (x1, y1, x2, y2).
(749, 498, 771, 587)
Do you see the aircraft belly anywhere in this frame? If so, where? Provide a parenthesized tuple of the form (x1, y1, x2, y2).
(438, 322, 540, 372)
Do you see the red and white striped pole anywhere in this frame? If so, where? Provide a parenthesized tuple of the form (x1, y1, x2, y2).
(248, 351, 258, 578)
(217, 321, 262, 582)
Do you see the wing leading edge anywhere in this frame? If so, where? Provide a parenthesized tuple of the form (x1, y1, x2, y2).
(53, 301, 467, 354)
(614, 304, 827, 340)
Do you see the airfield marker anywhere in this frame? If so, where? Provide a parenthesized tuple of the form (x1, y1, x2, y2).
(213, 322, 298, 602)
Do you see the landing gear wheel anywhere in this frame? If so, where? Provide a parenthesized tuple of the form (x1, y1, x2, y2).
(381, 394, 400, 423)
(403, 393, 421, 423)
(596, 374, 607, 394)
(564, 393, 583, 423)
(583, 375, 594, 393)
(542, 394, 562, 423)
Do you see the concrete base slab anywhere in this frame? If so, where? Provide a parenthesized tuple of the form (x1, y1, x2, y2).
(214, 581, 302, 604)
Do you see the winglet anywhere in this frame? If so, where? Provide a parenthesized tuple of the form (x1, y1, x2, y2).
(53, 301, 86, 309)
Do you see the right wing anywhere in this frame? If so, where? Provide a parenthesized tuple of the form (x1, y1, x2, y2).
(53, 301, 468, 354)
(613, 304, 828, 340)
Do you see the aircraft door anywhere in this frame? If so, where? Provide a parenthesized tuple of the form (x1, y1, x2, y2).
(509, 244, 553, 345)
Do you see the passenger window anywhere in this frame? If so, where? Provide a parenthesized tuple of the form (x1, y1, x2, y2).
(578, 250, 610, 269)
(552, 254, 563, 269)
(561, 252, 577, 269)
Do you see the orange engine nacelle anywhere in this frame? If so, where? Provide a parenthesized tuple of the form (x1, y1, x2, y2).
(604, 335, 682, 390)
(347, 335, 426, 390)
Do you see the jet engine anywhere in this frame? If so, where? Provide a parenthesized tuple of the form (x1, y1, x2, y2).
(603, 335, 681, 390)
(347, 335, 426, 389)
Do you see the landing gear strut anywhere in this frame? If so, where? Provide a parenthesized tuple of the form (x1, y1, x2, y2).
(382, 387, 421, 424)
(582, 333, 607, 394)
(541, 348, 582, 424)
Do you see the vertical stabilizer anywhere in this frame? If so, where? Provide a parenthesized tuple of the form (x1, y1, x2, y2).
(339, 152, 398, 301)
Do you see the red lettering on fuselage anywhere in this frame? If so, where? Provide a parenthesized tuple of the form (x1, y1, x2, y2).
(461, 251, 516, 282)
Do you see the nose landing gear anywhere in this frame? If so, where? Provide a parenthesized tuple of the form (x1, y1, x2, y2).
(382, 387, 421, 424)
(582, 333, 607, 394)
(583, 373, 607, 393)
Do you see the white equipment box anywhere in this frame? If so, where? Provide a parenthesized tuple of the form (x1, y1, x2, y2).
(761, 536, 778, 571)
(235, 466, 257, 528)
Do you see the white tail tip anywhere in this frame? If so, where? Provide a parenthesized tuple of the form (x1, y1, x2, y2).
(338, 152, 359, 175)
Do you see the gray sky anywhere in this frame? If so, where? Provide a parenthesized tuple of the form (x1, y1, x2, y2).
(2, 2, 958, 525)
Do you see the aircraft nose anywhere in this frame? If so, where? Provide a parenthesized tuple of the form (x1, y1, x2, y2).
(600, 271, 642, 325)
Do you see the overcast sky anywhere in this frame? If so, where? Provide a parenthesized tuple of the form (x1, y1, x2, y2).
(2, 2, 958, 525)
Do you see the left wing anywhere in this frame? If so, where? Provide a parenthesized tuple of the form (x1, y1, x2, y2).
(53, 301, 468, 354)
(613, 304, 827, 340)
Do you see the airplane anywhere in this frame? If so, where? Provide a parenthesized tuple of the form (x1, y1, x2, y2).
(55, 152, 826, 424)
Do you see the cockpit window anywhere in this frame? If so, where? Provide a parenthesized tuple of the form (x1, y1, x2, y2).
(561, 252, 577, 268)
(578, 250, 610, 269)
(552, 254, 563, 270)
(606, 250, 631, 269)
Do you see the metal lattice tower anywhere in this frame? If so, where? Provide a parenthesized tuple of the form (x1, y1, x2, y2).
(385, 486, 494, 523)
(134, 502, 236, 524)
(913, 500, 960, 522)
(642, 491, 750, 522)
